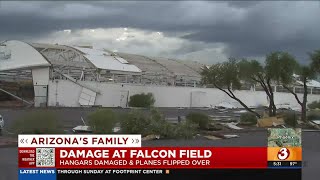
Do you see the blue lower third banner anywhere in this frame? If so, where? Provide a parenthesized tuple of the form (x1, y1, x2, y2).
(19, 168, 56, 180)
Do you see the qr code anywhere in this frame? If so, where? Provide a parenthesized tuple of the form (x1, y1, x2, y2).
(36, 148, 55, 167)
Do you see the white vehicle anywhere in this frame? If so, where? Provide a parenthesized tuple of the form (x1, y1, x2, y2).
(0, 115, 4, 135)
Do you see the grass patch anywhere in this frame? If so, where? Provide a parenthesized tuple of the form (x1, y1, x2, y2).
(11, 110, 63, 134)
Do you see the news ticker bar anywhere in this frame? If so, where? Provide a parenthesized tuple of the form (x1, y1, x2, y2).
(18, 147, 302, 169)
(18, 169, 302, 180)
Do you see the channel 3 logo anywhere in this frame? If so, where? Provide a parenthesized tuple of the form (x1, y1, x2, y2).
(277, 147, 290, 160)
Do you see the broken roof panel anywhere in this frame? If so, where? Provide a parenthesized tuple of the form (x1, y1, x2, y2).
(71, 46, 142, 73)
(296, 80, 320, 88)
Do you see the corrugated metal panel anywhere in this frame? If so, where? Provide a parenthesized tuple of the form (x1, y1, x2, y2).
(114, 56, 128, 64)
(87, 54, 141, 72)
(71, 46, 141, 73)
(79, 87, 97, 106)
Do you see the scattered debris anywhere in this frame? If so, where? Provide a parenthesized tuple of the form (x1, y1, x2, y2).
(113, 127, 121, 133)
(72, 126, 92, 133)
(233, 110, 247, 114)
(276, 103, 301, 112)
(276, 103, 291, 110)
(142, 134, 160, 141)
(0, 115, 4, 135)
(209, 115, 236, 123)
(257, 117, 285, 127)
(220, 122, 243, 130)
(215, 102, 237, 109)
(224, 134, 240, 139)
(307, 121, 320, 130)
(312, 120, 320, 125)
(204, 135, 222, 140)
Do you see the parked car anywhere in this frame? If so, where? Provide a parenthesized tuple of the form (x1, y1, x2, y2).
(0, 115, 4, 135)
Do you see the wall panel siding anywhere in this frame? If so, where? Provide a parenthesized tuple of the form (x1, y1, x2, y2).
(48, 80, 320, 108)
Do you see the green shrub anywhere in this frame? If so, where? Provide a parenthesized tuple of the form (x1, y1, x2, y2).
(240, 113, 258, 125)
(87, 109, 118, 134)
(283, 112, 298, 127)
(308, 101, 320, 109)
(147, 108, 167, 135)
(120, 108, 196, 139)
(307, 111, 320, 120)
(172, 121, 197, 139)
(120, 110, 150, 135)
(128, 93, 155, 108)
(186, 112, 209, 130)
(11, 110, 62, 134)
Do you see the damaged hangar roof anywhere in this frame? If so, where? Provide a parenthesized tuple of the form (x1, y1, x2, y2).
(27, 41, 204, 78)
(0, 40, 204, 79)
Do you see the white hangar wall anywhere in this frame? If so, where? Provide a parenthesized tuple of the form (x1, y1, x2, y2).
(47, 79, 320, 109)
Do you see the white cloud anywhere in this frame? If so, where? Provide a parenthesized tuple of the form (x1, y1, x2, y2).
(31, 28, 225, 64)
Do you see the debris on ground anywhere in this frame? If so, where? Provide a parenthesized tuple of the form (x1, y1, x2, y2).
(0, 115, 4, 135)
(209, 115, 236, 123)
(312, 120, 320, 125)
(276, 103, 291, 110)
(307, 121, 320, 130)
(224, 134, 240, 139)
(204, 135, 222, 140)
(220, 122, 243, 130)
(72, 126, 93, 133)
(215, 102, 237, 109)
(233, 110, 247, 114)
(257, 116, 285, 127)
(276, 103, 301, 112)
(142, 134, 160, 141)
(113, 127, 121, 133)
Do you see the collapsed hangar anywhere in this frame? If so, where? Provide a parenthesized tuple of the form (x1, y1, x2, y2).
(0, 40, 205, 107)
(1, 40, 320, 108)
